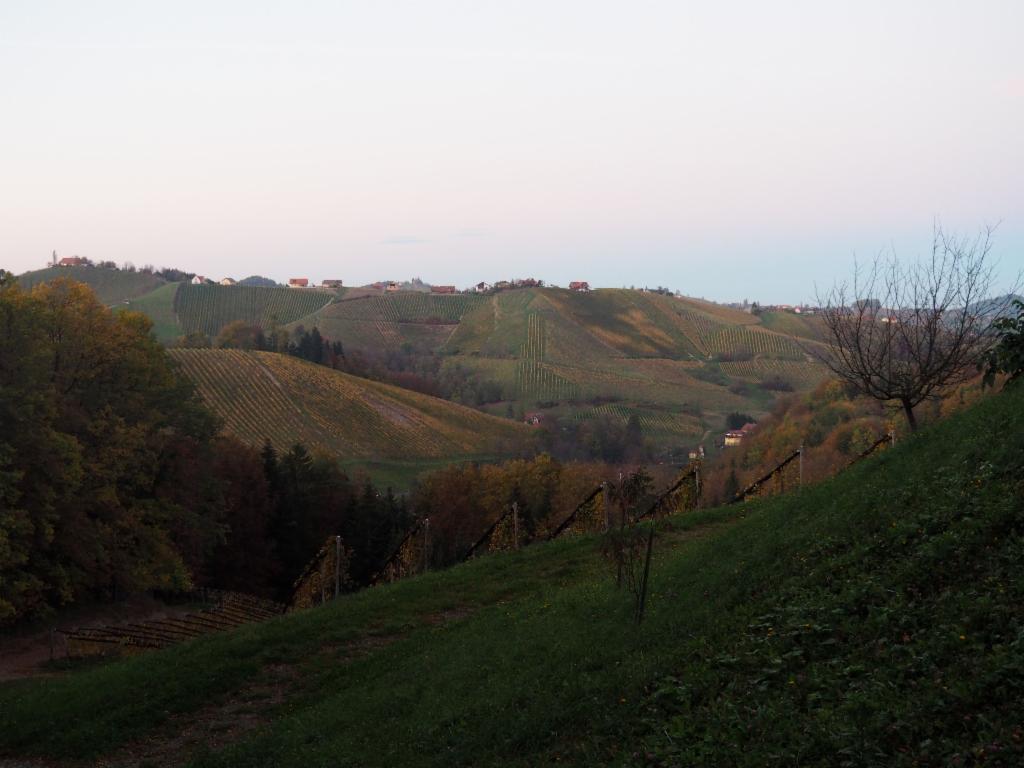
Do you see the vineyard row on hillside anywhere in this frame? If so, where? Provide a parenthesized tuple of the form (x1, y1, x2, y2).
(322, 293, 486, 324)
(174, 284, 334, 336)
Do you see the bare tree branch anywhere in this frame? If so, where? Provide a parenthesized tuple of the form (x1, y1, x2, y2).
(814, 226, 1016, 430)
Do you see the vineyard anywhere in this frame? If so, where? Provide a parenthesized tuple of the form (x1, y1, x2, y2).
(704, 325, 808, 359)
(718, 357, 829, 387)
(66, 278, 841, 452)
(521, 313, 547, 360)
(174, 284, 334, 336)
(515, 360, 581, 402)
(169, 349, 527, 462)
(574, 403, 703, 437)
(321, 293, 485, 324)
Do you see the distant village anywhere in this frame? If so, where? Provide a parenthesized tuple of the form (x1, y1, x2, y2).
(45, 252, 827, 313)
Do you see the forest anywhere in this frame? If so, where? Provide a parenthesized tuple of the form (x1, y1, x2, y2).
(0, 274, 410, 621)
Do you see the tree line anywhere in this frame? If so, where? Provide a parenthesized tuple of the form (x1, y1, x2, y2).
(0, 274, 408, 623)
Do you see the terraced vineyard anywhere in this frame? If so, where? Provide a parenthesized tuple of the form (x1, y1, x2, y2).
(174, 284, 334, 336)
(170, 349, 527, 464)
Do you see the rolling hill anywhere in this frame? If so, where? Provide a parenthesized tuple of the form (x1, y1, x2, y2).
(17, 265, 166, 305)
(172, 283, 338, 337)
(293, 287, 830, 450)
(3, 381, 1020, 767)
(169, 349, 529, 484)
(16, 265, 830, 452)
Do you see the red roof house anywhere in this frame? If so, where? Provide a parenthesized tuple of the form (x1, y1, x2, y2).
(431, 285, 457, 294)
(569, 281, 591, 292)
(288, 278, 309, 288)
(58, 257, 85, 267)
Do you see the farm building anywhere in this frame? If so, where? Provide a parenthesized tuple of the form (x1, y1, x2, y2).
(385, 281, 400, 292)
(321, 279, 344, 288)
(472, 281, 492, 293)
(288, 278, 309, 288)
(569, 281, 591, 292)
(58, 257, 86, 267)
(219, 277, 236, 286)
(724, 422, 758, 447)
(191, 275, 208, 285)
(431, 285, 456, 294)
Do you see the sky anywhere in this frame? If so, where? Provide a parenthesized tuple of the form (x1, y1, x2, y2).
(1, 1, 1022, 303)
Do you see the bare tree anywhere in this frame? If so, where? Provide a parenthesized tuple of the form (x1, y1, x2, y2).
(817, 225, 1014, 431)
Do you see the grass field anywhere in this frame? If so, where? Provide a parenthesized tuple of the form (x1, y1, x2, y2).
(2, 382, 1020, 767)
(170, 349, 527, 477)
(122, 282, 183, 343)
(17, 266, 166, 305)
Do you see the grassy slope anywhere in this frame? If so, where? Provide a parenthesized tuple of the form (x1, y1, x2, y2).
(170, 348, 527, 467)
(122, 282, 183, 343)
(2, 386, 1021, 767)
(17, 266, 166, 305)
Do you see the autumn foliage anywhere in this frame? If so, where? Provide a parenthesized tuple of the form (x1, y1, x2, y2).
(0, 275, 407, 623)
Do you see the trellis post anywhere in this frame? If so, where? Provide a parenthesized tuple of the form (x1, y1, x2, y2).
(422, 518, 430, 572)
(334, 535, 341, 600)
(602, 481, 611, 531)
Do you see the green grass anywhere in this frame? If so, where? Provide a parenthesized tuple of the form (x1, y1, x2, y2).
(121, 282, 183, 343)
(3, 385, 1021, 766)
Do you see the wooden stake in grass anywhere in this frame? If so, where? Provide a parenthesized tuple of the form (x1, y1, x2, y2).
(635, 505, 658, 625)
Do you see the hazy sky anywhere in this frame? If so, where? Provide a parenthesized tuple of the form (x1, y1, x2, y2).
(2, 1, 1022, 302)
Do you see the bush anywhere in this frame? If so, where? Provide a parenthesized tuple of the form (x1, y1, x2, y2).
(982, 298, 1024, 387)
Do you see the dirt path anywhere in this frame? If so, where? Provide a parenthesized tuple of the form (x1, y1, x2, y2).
(91, 605, 478, 768)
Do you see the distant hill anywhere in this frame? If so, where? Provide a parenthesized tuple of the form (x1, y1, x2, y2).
(17, 266, 166, 305)
(15, 267, 830, 450)
(172, 283, 336, 337)
(169, 349, 528, 484)
(289, 287, 829, 452)
(238, 275, 279, 287)
(968, 294, 1024, 319)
